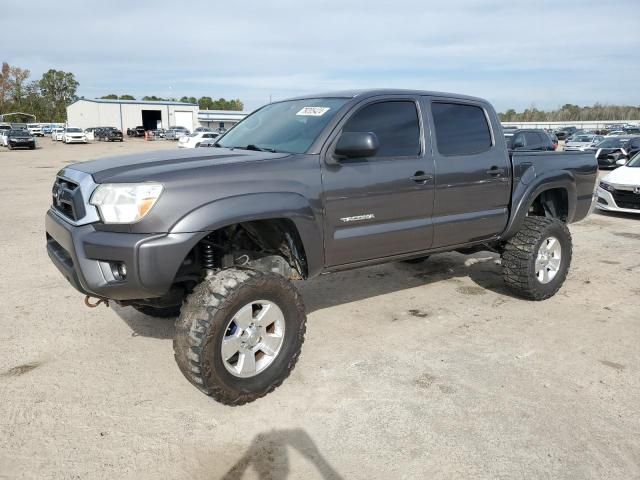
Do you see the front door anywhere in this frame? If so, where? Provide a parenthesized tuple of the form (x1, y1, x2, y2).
(321, 98, 434, 266)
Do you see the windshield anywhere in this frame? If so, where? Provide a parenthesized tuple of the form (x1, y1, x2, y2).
(627, 152, 640, 167)
(571, 135, 593, 142)
(9, 130, 30, 137)
(218, 98, 348, 153)
(597, 138, 625, 148)
(66, 128, 82, 133)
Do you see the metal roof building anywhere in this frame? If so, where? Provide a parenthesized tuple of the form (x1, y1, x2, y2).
(66, 98, 199, 132)
(198, 109, 248, 131)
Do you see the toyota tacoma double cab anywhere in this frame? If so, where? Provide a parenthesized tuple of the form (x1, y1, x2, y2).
(45, 89, 597, 405)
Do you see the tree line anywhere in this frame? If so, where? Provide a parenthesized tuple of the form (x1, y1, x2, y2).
(0, 62, 79, 123)
(100, 94, 244, 111)
(499, 103, 640, 122)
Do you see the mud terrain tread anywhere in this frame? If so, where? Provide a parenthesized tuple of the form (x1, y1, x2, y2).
(501, 216, 572, 301)
(173, 268, 306, 405)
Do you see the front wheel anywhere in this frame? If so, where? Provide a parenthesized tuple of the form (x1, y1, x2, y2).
(174, 268, 306, 405)
(501, 216, 572, 300)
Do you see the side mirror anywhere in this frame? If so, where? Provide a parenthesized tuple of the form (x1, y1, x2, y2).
(616, 159, 627, 166)
(333, 131, 379, 160)
(512, 140, 525, 149)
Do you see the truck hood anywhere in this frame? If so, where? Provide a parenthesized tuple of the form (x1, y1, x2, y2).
(69, 147, 291, 183)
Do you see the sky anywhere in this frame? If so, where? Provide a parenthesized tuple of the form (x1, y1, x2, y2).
(2, 0, 639, 113)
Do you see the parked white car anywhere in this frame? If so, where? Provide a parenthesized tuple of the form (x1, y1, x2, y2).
(27, 124, 43, 136)
(51, 128, 65, 141)
(597, 154, 640, 214)
(63, 127, 88, 144)
(564, 134, 604, 152)
(0, 128, 10, 146)
(178, 131, 220, 148)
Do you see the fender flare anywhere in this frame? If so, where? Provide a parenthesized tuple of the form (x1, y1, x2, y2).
(501, 171, 577, 241)
(170, 192, 324, 277)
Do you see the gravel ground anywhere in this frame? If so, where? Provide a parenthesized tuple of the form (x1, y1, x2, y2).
(0, 138, 638, 480)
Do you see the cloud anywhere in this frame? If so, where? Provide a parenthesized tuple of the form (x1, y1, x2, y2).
(1, 0, 639, 111)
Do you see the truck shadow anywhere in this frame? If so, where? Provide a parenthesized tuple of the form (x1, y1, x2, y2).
(299, 251, 509, 313)
(113, 252, 508, 339)
(218, 428, 343, 480)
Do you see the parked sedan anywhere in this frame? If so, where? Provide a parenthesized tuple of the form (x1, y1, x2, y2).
(51, 128, 65, 141)
(554, 126, 578, 141)
(165, 126, 190, 140)
(95, 127, 123, 142)
(595, 136, 636, 168)
(0, 128, 10, 146)
(27, 124, 44, 136)
(127, 126, 146, 137)
(505, 129, 555, 152)
(178, 131, 220, 148)
(564, 134, 604, 152)
(63, 127, 88, 144)
(597, 153, 640, 213)
(6, 129, 36, 149)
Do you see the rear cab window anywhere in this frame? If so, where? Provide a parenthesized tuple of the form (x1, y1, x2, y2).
(430, 102, 493, 155)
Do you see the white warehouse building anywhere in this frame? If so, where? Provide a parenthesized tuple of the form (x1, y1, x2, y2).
(67, 98, 200, 132)
(67, 98, 248, 133)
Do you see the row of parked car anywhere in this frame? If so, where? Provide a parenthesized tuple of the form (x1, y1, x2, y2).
(502, 125, 640, 169)
(501, 125, 640, 215)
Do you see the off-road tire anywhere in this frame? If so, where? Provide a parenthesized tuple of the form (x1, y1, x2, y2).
(132, 304, 182, 318)
(173, 268, 306, 405)
(501, 216, 572, 301)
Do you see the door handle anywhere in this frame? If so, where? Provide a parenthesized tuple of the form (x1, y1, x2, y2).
(486, 166, 506, 176)
(409, 171, 433, 183)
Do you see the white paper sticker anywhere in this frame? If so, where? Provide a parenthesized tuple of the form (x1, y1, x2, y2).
(296, 106, 330, 116)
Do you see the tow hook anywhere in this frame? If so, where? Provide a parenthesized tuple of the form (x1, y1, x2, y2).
(84, 295, 109, 308)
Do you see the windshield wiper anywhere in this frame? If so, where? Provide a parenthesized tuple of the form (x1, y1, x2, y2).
(244, 144, 277, 153)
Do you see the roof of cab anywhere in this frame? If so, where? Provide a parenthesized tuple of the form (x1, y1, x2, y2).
(285, 89, 487, 104)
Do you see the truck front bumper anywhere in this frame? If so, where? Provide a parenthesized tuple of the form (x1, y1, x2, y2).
(45, 209, 201, 301)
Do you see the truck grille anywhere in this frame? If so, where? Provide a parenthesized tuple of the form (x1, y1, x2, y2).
(612, 188, 640, 210)
(52, 177, 86, 221)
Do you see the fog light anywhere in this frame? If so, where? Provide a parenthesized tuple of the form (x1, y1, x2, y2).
(110, 262, 127, 281)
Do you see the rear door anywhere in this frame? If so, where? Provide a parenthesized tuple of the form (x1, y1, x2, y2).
(425, 98, 511, 247)
(321, 97, 434, 266)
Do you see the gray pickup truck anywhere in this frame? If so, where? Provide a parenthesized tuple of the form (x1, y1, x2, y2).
(46, 89, 597, 405)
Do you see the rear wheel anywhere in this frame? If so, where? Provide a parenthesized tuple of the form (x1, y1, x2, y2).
(501, 216, 572, 300)
(174, 268, 306, 405)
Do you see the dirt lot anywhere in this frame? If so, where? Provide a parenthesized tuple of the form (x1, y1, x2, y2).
(1, 138, 639, 480)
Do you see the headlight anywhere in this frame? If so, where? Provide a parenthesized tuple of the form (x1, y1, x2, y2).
(599, 181, 615, 192)
(90, 183, 163, 223)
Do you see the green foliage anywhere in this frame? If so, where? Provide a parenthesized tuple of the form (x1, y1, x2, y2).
(119, 94, 135, 100)
(201, 97, 244, 111)
(39, 69, 79, 122)
(100, 94, 118, 99)
(499, 104, 640, 122)
(0, 62, 78, 122)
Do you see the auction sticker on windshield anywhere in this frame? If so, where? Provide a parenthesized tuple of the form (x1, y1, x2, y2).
(296, 107, 330, 116)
